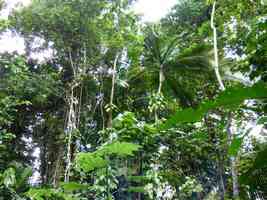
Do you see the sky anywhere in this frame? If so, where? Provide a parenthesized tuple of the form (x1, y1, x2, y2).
(0, 0, 30, 18)
(1, 0, 177, 21)
(133, 0, 176, 22)
(0, 0, 177, 54)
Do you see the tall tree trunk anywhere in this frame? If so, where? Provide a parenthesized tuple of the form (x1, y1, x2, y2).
(211, 1, 239, 198)
(138, 151, 144, 200)
(226, 112, 239, 199)
(107, 53, 120, 128)
(218, 156, 226, 200)
(204, 115, 226, 200)
(231, 157, 239, 198)
(158, 64, 164, 94)
(53, 153, 61, 187)
(155, 64, 164, 122)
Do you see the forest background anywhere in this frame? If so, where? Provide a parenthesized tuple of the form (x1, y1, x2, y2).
(0, 0, 266, 199)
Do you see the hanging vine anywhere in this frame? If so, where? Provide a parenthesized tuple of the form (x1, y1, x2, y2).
(210, 1, 239, 198)
(64, 47, 87, 182)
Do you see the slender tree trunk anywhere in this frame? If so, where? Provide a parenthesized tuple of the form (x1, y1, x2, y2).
(231, 157, 239, 198)
(158, 64, 164, 94)
(100, 77, 105, 130)
(155, 64, 164, 122)
(107, 53, 120, 128)
(211, 1, 239, 198)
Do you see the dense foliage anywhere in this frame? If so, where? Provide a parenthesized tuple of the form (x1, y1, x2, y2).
(0, 0, 266, 199)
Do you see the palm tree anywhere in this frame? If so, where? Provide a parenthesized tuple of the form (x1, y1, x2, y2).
(143, 25, 214, 120)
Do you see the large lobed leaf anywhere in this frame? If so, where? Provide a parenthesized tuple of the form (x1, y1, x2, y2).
(76, 153, 107, 173)
(76, 142, 141, 172)
(160, 82, 267, 130)
(26, 188, 78, 200)
(60, 182, 92, 192)
(99, 142, 141, 157)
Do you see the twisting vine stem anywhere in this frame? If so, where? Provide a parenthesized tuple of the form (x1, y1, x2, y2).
(107, 53, 120, 128)
(211, 1, 239, 199)
(64, 48, 84, 182)
(211, 1, 225, 91)
(64, 84, 78, 182)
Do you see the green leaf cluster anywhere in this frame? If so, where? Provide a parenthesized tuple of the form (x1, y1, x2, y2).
(76, 141, 140, 172)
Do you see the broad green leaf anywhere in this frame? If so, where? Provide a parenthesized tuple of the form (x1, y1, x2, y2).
(161, 83, 267, 130)
(76, 142, 140, 172)
(16, 166, 32, 189)
(257, 116, 267, 125)
(163, 108, 203, 125)
(60, 182, 92, 192)
(3, 168, 16, 187)
(113, 112, 137, 128)
(26, 188, 78, 200)
(99, 142, 141, 156)
(26, 188, 54, 200)
(76, 153, 107, 172)
(215, 83, 267, 107)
